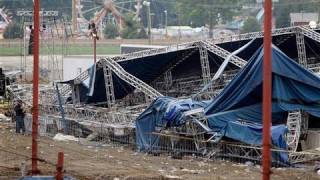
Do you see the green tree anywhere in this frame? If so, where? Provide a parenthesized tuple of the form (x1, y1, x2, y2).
(3, 22, 23, 39)
(176, 0, 239, 38)
(121, 13, 147, 39)
(241, 17, 260, 33)
(103, 23, 119, 39)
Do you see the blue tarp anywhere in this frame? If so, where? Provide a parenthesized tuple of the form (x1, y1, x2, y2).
(136, 96, 207, 151)
(203, 45, 320, 163)
(206, 45, 320, 115)
(136, 45, 320, 164)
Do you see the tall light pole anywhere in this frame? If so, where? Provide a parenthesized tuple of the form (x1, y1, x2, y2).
(164, 10, 168, 38)
(32, 0, 40, 174)
(143, 1, 151, 44)
(89, 21, 98, 64)
(72, 0, 78, 34)
(262, 0, 272, 180)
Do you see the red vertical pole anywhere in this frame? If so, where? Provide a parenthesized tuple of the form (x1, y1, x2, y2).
(94, 37, 97, 63)
(32, 0, 40, 175)
(262, 0, 272, 180)
(56, 152, 64, 180)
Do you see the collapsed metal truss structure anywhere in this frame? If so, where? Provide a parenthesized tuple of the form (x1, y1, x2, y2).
(21, 19, 74, 82)
(7, 25, 320, 165)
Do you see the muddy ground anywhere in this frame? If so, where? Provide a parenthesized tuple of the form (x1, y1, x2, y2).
(0, 122, 319, 180)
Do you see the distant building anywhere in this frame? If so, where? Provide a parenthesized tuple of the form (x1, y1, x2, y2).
(150, 26, 209, 39)
(290, 13, 319, 26)
(256, 0, 279, 3)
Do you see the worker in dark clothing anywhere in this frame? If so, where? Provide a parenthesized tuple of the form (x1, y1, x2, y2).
(14, 100, 25, 134)
(28, 25, 34, 55)
(88, 20, 99, 40)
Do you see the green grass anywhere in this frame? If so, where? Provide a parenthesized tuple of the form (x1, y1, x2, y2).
(0, 43, 120, 56)
(65, 44, 120, 55)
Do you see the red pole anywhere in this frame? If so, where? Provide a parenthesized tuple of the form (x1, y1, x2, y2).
(94, 37, 96, 63)
(32, 0, 40, 175)
(262, 0, 272, 180)
(56, 152, 64, 180)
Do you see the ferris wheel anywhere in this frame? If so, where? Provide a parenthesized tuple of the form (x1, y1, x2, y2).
(0, 7, 12, 34)
(75, 0, 142, 34)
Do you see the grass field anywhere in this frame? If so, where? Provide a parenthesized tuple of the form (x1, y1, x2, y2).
(0, 43, 120, 56)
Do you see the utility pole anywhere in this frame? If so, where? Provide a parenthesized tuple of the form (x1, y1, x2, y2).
(143, 1, 151, 44)
(164, 10, 168, 38)
(72, 0, 78, 34)
(89, 21, 98, 63)
(32, 0, 40, 175)
(262, 0, 272, 180)
(94, 36, 97, 63)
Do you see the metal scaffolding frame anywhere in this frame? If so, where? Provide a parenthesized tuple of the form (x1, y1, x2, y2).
(286, 110, 309, 152)
(208, 26, 299, 44)
(22, 20, 68, 82)
(198, 46, 211, 85)
(6, 25, 320, 167)
(47, 25, 320, 105)
(298, 26, 320, 44)
(98, 58, 163, 100)
(102, 65, 115, 107)
(296, 32, 308, 66)
(164, 71, 173, 89)
(199, 40, 247, 68)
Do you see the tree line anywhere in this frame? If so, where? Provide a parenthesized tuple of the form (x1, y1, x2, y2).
(1, 0, 320, 39)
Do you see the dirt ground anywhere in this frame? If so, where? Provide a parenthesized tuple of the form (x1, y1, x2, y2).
(0, 122, 319, 180)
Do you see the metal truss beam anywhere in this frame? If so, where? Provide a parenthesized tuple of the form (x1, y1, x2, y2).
(199, 41, 247, 68)
(102, 66, 116, 107)
(111, 42, 198, 62)
(99, 58, 162, 100)
(164, 71, 172, 89)
(100, 25, 319, 66)
(208, 26, 298, 44)
(298, 26, 320, 44)
(39, 104, 140, 125)
(307, 62, 320, 74)
(286, 110, 308, 152)
(198, 46, 211, 85)
(17, 10, 59, 17)
(296, 33, 308, 66)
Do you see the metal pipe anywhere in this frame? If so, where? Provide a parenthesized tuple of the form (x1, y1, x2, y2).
(262, 0, 272, 180)
(143, 1, 151, 44)
(164, 10, 168, 38)
(94, 37, 97, 63)
(32, 0, 40, 175)
(72, 0, 77, 34)
(56, 152, 64, 180)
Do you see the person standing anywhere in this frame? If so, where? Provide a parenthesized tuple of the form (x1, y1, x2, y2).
(28, 25, 34, 55)
(14, 100, 25, 134)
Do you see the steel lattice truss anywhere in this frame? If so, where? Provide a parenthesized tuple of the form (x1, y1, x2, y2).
(49, 25, 320, 104)
(7, 25, 320, 165)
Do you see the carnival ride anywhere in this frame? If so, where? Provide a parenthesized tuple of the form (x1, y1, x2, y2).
(74, 0, 142, 36)
(0, 7, 12, 37)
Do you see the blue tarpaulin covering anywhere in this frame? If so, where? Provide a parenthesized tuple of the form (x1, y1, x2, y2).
(136, 45, 320, 164)
(203, 45, 320, 163)
(136, 97, 207, 151)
